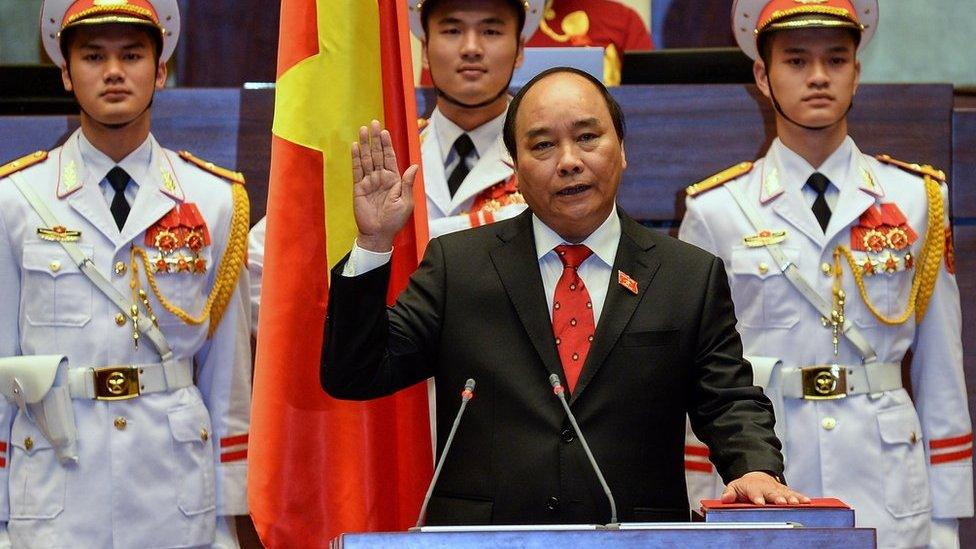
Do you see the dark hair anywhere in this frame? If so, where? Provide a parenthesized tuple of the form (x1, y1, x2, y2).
(59, 24, 163, 68)
(503, 66, 625, 161)
(757, 26, 861, 67)
(420, 0, 526, 38)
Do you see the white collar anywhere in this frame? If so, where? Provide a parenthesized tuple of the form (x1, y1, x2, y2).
(532, 204, 621, 268)
(431, 106, 508, 165)
(772, 135, 854, 193)
(77, 130, 154, 189)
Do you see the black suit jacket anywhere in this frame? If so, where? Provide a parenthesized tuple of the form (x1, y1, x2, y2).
(322, 209, 783, 525)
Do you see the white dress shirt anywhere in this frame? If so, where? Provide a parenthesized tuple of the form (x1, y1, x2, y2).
(78, 130, 152, 209)
(431, 106, 507, 176)
(774, 136, 853, 212)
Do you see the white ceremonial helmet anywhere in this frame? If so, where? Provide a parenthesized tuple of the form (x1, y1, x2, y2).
(731, 0, 878, 60)
(41, 0, 180, 67)
(406, 0, 545, 41)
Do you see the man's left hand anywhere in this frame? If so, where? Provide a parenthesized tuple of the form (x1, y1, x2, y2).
(721, 471, 810, 505)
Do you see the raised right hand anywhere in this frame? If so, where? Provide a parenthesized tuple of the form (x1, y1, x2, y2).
(351, 120, 419, 252)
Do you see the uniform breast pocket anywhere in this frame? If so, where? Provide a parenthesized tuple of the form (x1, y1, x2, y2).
(729, 246, 799, 329)
(21, 242, 93, 327)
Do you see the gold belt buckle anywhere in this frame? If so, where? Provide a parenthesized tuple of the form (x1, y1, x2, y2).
(92, 366, 141, 400)
(801, 365, 848, 400)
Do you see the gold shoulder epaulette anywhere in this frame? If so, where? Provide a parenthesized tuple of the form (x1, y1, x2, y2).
(178, 150, 245, 185)
(418, 117, 429, 132)
(875, 154, 946, 183)
(0, 150, 48, 179)
(686, 161, 753, 197)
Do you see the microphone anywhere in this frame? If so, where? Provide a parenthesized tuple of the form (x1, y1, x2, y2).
(548, 373, 618, 524)
(414, 378, 476, 529)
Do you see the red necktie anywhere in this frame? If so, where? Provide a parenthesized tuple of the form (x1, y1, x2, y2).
(552, 244, 595, 394)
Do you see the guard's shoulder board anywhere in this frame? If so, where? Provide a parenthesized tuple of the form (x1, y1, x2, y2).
(178, 150, 245, 185)
(0, 150, 48, 179)
(418, 117, 429, 132)
(875, 154, 946, 183)
(686, 161, 753, 197)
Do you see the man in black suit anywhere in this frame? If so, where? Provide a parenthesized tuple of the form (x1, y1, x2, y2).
(321, 67, 806, 525)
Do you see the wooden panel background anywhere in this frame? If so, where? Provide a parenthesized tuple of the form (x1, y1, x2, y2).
(0, 84, 972, 544)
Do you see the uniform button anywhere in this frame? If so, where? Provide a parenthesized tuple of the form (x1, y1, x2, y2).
(547, 496, 560, 511)
(24, 437, 33, 451)
(821, 262, 832, 276)
(758, 262, 769, 274)
(200, 428, 209, 442)
(560, 429, 575, 443)
(821, 417, 836, 431)
(114, 261, 126, 275)
(49, 260, 61, 273)
(115, 313, 127, 326)
(114, 416, 127, 430)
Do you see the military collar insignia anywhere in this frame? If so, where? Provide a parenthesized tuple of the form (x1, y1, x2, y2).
(760, 166, 784, 204)
(37, 225, 82, 242)
(157, 147, 185, 201)
(57, 157, 82, 199)
(857, 155, 884, 198)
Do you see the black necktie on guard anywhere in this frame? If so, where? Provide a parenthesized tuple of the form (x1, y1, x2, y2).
(806, 172, 832, 232)
(107, 166, 131, 230)
(447, 134, 475, 197)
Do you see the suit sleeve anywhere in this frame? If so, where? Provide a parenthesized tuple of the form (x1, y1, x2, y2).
(911, 183, 973, 519)
(687, 255, 784, 484)
(0, 199, 18, 521)
(321, 238, 446, 400)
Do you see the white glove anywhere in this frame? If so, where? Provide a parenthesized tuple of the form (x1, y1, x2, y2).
(212, 515, 240, 549)
(928, 517, 959, 549)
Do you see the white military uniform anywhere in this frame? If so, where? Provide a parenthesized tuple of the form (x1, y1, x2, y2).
(680, 137, 972, 548)
(421, 107, 526, 239)
(0, 129, 251, 548)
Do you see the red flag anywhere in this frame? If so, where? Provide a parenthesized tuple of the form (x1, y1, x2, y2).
(248, 1, 432, 546)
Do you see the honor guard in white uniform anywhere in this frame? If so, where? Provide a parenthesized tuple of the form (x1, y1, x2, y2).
(408, 0, 544, 239)
(680, 1, 972, 547)
(0, 1, 251, 547)
(247, 0, 545, 324)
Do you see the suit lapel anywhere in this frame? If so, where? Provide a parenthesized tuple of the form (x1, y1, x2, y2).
(570, 213, 661, 405)
(489, 212, 562, 377)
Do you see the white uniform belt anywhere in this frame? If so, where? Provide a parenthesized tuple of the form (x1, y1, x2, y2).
(67, 359, 193, 400)
(780, 362, 902, 400)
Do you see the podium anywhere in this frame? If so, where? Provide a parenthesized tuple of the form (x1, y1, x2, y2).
(331, 526, 875, 548)
(332, 499, 873, 548)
